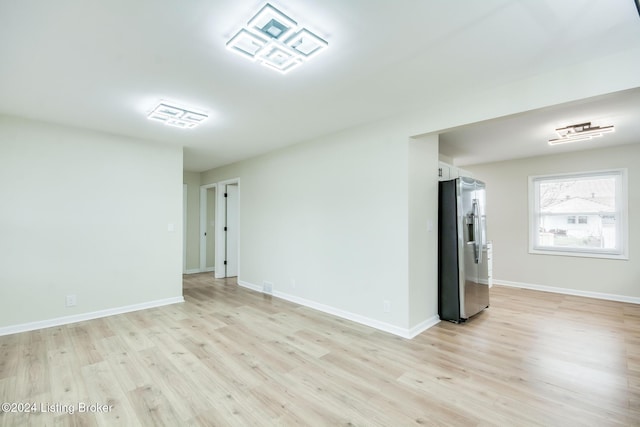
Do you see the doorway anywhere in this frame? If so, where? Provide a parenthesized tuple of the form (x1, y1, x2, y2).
(199, 183, 217, 272)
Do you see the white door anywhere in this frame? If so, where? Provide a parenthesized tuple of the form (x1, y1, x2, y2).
(225, 184, 239, 277)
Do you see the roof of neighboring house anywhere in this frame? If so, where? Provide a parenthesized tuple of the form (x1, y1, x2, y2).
(543, 197, 614, 214)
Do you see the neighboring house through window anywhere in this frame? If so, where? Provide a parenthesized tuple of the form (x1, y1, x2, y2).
(529, 169, 628, 259)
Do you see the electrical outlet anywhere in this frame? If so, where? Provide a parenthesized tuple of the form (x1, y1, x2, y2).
(263, 281, 273, 295)
(383, 300, 391, 313)
(66, 294, 77, 307)
(291, 278, 296, 288)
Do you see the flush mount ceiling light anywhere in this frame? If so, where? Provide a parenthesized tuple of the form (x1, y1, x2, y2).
(147, 102, 208, 129)
(226, 3, 328, 74)
(548, 122, 615, 145)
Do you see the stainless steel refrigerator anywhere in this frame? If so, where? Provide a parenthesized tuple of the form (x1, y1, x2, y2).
(438, 177, 490, 322)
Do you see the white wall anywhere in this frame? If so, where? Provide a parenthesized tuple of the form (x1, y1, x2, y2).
(408, 134, 440, 327)
(206, 187, 216, 269)
(188, 45, 640, 336)
(201, 122, 416, 331)
(466, 144, 640, 299)
(0, 116, 184, 330)
(183, 171, 201, 272)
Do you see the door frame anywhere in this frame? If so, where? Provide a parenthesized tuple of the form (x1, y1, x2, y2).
(199, 183, 217, 272)
(215, 178, 240, 279)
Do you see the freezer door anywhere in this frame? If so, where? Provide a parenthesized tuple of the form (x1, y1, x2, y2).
(457, 177, 476, 318)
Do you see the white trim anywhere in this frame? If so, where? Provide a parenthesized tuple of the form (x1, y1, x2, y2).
(184, 269, 202, 274)
(0, 297, 185, 337)
(237, 280, 440, 339)
(496, 279, 640, 305)
(528, 247, 629, 260)
(238, 280, 262, 292)
(407, 316, 441, 339)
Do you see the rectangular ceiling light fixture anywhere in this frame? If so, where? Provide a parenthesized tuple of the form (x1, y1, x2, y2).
(548, 121, 614, 145)
(226, 3, 328, 74)
(147, 102, 208, 129)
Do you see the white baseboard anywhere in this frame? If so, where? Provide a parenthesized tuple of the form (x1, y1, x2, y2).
(0, 296, 185, 337)
(238, 280, 262, 293)
(407, 315, 441, 339)
(237, 280, 440, 339)
(478, 278, 494, 288)
(184, 268, 216, 275)
(496, 279, 640, 304)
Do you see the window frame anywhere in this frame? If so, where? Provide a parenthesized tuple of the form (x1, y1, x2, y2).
(528, 169, 628, 260)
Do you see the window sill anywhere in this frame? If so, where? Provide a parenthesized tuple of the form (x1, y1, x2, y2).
(529, 247, 628, 260)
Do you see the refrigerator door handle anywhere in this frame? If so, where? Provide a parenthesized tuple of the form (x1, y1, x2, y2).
(473, 200, 482, 264)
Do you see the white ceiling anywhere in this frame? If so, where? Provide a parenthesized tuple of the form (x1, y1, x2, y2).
(1, 0, 639, 172)
(439, 87, 640, 166)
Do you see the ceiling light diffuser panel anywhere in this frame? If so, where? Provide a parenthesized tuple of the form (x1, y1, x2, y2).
(288, 29, 328, 58)
(226, 3, 328, 74)
(548, 122, 614, 145)
(148, 102, 208, 129)
(226, 29, 268, 59)
(247, 3, 297, 40)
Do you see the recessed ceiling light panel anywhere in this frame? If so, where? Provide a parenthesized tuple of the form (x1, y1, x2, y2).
(227, 3, 328, 74)
(147, 102, 209, 129)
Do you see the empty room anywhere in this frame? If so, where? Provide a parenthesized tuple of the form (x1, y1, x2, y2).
(1, 1, 639, 425)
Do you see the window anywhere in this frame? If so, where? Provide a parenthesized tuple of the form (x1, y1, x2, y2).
(529, 169, 627, 259)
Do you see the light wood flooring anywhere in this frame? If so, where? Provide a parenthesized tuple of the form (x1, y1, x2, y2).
(1, 273, 639, 426)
